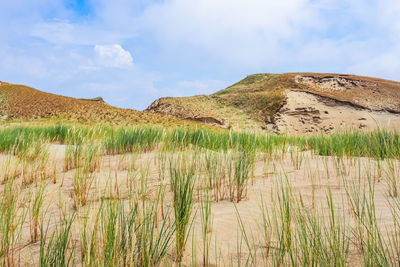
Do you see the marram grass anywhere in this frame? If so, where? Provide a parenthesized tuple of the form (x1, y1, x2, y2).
(1, 123, 400, 266)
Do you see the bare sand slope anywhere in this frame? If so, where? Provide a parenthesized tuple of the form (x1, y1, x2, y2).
(271, 90, 400, 134)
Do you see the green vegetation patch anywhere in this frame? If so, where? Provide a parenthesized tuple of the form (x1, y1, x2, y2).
(214, 73, 280, 96)
(307, 130, 400, 159)
(219, 90, 285, 122)
(1, 124, 399, 160)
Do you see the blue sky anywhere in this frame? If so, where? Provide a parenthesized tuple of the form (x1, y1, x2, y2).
(1, 0, 400, 110)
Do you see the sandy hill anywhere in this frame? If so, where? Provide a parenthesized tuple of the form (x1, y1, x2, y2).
(146, 73, 400, 134)
(0, 81, 186, 126)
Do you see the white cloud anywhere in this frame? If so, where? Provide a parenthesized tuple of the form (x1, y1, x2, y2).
(141, 0, 321, 66)
(94, 44, 133, 68)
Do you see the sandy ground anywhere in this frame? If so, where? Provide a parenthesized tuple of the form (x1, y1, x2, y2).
(271, 90, 400, 135)
(0, 144, 398, 266)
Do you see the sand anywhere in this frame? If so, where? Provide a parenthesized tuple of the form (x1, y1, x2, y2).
(0, 144, 397, 266)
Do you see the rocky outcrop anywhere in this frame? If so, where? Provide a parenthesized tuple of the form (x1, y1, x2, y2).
(79, 96, 106, 104)
(294, 75, 376, 91)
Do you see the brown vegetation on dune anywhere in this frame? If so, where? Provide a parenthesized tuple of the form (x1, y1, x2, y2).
(0, 82, 195, 127)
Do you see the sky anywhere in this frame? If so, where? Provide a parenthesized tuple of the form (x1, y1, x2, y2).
(1, 0, 400, 110)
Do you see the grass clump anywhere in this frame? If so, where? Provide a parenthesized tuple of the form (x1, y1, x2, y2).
(104, 127, 163, 154)
(203, 151, 226, 201)
(307, 130, 400, 159)
(30, 181, 47, 243)
(80, 189, 174, 266)
(0, 179, 27, 266)
(39, 213, 76, 267)
(169, 154, 197, 262)
(227, 149, 255, 202)
(258, 178, 351, 266)
(72, 165, 96, 208)
(199, 191, 213, 267)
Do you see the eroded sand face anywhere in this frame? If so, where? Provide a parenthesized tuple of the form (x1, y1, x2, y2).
(294, 75, 375, 91)
(0, 145, 398, 266)
(271, 90, 400, 134)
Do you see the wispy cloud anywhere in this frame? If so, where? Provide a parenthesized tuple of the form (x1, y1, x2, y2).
(140, 0, 321, 66)
(94, 44, 133, 68)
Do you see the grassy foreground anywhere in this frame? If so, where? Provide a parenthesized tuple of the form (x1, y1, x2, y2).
(0, 124, 400, 266)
